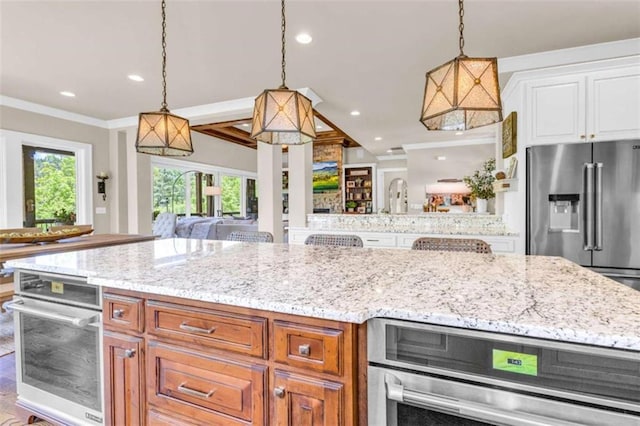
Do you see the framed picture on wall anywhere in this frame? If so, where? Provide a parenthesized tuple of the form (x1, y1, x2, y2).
(502, 111, 517, 158)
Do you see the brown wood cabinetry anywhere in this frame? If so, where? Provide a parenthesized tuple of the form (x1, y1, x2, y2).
(103, 290, 365, 425)
(103, 331, 145, 426)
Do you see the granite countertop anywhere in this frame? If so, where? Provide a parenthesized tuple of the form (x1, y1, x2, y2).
(305, 213, 518, 236)
(7, 238, 640, 351)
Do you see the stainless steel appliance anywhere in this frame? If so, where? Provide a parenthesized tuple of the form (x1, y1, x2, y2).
(6, 271, 103, 425)
(526, 140, 640, 289)
(368, 318, 640, 426)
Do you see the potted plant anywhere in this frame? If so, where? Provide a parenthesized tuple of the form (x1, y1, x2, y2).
(463, 158, 496, 214)
(53, 208, 76, 225)
(345, 200, 357, 213)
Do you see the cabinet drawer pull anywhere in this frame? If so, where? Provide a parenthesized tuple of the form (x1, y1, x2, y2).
(590, 134, 595, 139)
(112, 309, 124, 318)
(580, 134, 586, 139)
(298, 344, 311, 356)
(124, 349, 136, 358)
(366, 239, 379, 242)
(179, 322, 216, 334)
(274, 386, 286, 398)
(177, 383, 215, 399)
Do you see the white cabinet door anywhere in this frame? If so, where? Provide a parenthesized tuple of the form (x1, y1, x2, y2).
(526, 75, 586, 145)
(587, 66, 640, 141)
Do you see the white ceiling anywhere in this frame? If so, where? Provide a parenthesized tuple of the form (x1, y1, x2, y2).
(1, 0, 639, 155)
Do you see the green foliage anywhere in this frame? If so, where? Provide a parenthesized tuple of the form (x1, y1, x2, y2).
(463, 158, 496, 200)
(345, 200, 357, 209)
(34, 153, 76, 220)
(221, 176, 241, 214)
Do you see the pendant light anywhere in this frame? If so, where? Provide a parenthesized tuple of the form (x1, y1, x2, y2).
(420, 0, 502, 131)
(251, 0, 316, 145)
(136, 0, 193, 156)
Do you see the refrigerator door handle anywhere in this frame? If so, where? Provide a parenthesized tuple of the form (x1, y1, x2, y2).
(594, 163, 604, 251)
(584, 163, 595, 251)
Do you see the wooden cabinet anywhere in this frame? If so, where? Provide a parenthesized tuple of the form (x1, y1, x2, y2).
(103, 331, 145, 426)
(525, 65, 640, 145)
(273, 370, 344, 426)
(103, 290, 364, 425)
(344, 166, 374, 214)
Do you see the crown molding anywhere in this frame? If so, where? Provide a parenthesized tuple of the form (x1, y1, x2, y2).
(402, 138, 495, 151)
(1, 88, 323, 131)
(498, 38, 640, 74)
(0, 95, 109, 128)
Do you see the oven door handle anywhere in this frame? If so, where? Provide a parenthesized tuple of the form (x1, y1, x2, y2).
(5, 299, 99, 327)
(385, 373, 583, 426)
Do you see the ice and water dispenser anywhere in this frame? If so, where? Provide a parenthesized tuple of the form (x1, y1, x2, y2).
(548, 194, 580, 231)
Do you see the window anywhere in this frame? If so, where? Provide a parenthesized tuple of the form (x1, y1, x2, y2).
(152, 167, 209, 218)
(221, 175, 241, 216)
(23, 146, 77, 229)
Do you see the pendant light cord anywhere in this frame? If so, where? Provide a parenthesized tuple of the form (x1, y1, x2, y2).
(458, 0, 465, 57)
(280, 0, 287, 89)
(161, 0, 168, 112)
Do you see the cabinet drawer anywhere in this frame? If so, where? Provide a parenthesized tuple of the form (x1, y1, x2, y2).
(103, 293, 144, 333)
(361, 234, 396, 248)
(146, 301, 267, 358)
(147, 409, 198, 425)
(273, 320, 343, 376)
(147, 341, 266, 425)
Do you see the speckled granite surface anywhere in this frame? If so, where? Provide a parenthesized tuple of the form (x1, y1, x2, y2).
(306, 213, 517, 236)
(7, 238, 639, 350)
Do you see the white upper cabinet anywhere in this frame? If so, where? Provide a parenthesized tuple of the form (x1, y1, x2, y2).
(525, 64, 640, 145)
(587, 67, 640, 141)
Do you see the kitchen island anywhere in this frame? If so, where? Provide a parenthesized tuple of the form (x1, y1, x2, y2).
(7, 239, 640, 425)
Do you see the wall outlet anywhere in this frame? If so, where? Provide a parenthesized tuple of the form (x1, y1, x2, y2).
(95, 207, 107, 215)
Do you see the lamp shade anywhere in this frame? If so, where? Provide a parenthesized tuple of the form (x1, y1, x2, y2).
(136, 111, 193, 156)
(420, 56, 502, 131)
(204, 186, 222, 196)
(251, 88, 316, 145)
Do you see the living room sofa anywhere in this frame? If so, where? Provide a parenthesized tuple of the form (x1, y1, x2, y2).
(174, 217, 259, 241)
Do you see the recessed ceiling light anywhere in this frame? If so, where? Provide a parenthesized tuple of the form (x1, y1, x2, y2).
(60, 91, 75, 97)
(374, 137, 382, 141)
(295, 33, 313, 44)
(437, 156, 447, 161)
(455, 131, 464, 136)
(316, 125, 323, 129)
(350, 110, 360, 116)
(128, 74, 144, 82)
(242, 123, 249, 127)
(386, 149, 393, 153)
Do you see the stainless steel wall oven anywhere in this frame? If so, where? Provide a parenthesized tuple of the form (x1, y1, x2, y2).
(368, 318, 639, 426)
(7, 271, 103, 425)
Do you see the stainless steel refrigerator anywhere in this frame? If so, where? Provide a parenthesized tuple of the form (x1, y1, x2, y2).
(527, 140, 640, 290)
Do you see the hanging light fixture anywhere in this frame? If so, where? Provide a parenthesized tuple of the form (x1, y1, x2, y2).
(420, 0, 502, 131)
(251, 0, 316, 145)
(136, 0, 193, 156)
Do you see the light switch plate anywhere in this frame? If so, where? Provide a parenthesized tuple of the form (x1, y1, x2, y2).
(96, 207, 107, 214)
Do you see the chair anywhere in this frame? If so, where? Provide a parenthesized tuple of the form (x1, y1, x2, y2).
(304, 234, 363, 247)
(152, 212, 177, 239)
(226, 231, 274, 243)
(411, 237, 492, 254)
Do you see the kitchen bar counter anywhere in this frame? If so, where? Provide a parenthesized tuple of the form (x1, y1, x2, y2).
(306, 213, 517, 236)
(7, 238, 640, 351)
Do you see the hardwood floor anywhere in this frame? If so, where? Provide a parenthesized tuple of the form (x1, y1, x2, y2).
(0, 352, 20, 422)
(0, 353, 53, 426)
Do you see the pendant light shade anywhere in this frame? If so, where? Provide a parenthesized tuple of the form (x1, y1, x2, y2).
(136, 110, 193, 156)
(136, 0, 193, 156)
(420, 0, 502, 131)
(251, 88, 316, 144)
(251, 0, 316, 145)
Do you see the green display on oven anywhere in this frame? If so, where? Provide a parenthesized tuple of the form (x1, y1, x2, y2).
(492, 349, 538, 376)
